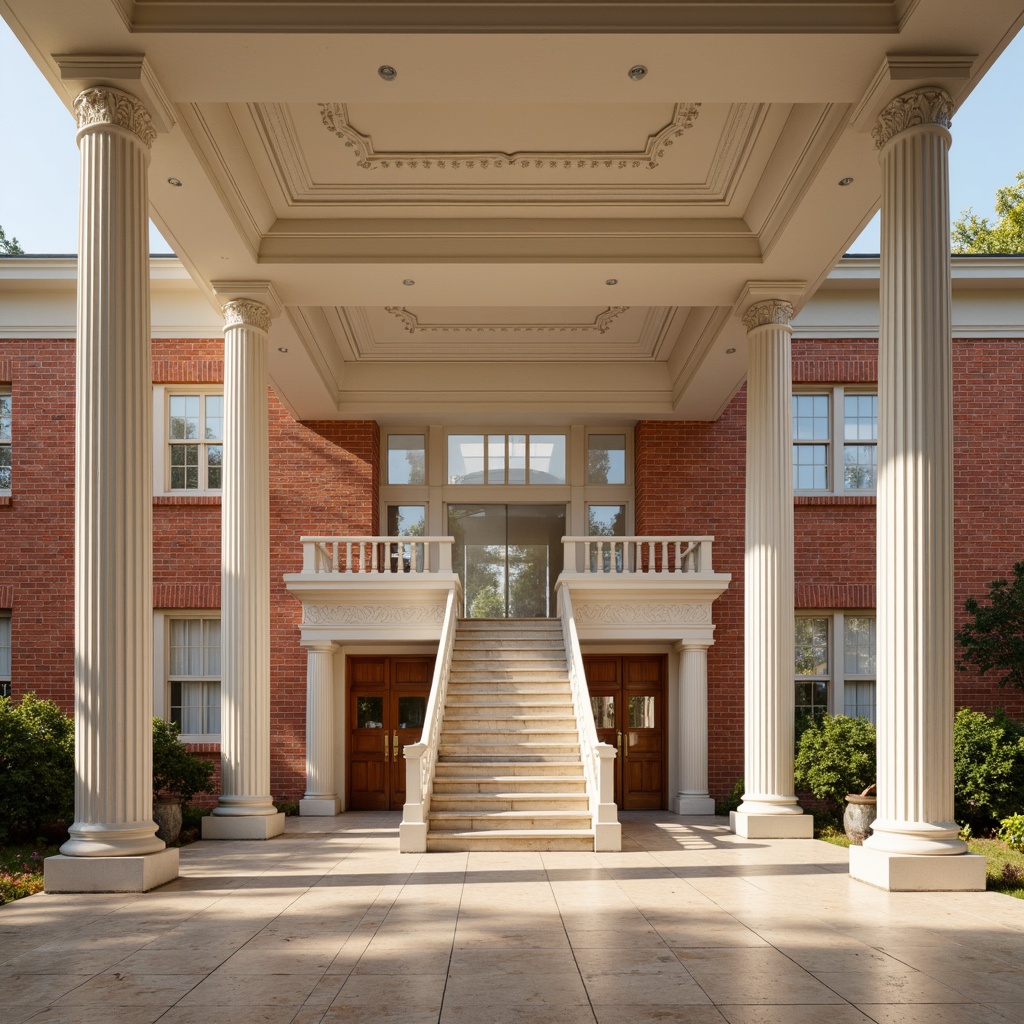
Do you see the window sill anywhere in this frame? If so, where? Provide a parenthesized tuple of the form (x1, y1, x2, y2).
(154, 495, 222, 506)
(182, 741, 221, 753)
(795, 494, 876, 506)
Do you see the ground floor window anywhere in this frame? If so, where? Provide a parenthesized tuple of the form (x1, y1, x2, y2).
(0, 612, 10, 698)
(795, 612, 876, 726)
(167, 616, 221, 739)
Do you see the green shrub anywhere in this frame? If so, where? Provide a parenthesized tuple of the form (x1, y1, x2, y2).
(999, 814, 1024, 852)
(152, 718, 215, 804)
(953, 708, 1024, 830)
(0, 694, 74, 842)
(794, 715, 876, 813)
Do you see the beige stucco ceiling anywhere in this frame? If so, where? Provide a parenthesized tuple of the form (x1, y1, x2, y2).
(3, 0, 1023, 423)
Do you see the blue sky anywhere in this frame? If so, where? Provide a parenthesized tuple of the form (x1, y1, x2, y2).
(2, 19, 1024, 256)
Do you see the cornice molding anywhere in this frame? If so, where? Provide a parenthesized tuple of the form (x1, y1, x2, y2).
(74, 87, 156, 148)
(741, 299, 795, 332)
(222, 299, 273, 334)
(319, 102, 701, 171)
(872, 88, 953, 149)
(383, 306, 629, 335)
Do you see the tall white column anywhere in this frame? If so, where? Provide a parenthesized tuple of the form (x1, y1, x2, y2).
(203, 298, 285, 840)
(731, 299, 812, 839)
(45, 87, 178, 892)
(674, 641, 716, 815)
(300, 641, 342, 816)
(851, 88, 983, 890)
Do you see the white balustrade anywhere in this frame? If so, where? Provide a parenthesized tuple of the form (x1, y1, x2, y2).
(561, 535, 713, 576)
(300, 536, 455, 575)
(400, 587, 459, 853)
(558, 585, 621, 851)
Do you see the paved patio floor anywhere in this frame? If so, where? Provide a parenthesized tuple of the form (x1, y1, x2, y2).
(3, 812, 1024, 1024)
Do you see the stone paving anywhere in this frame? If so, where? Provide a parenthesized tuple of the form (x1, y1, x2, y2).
(3, 811, 1024, 1024)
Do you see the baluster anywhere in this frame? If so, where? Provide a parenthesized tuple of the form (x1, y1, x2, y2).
(331, 542, 339, 573)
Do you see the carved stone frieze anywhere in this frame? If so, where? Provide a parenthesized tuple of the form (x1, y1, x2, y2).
(303, 604, 444, 626)
(74, 87, 157, 148)
(222, 299, 273, 334)
(384, 306, 628, 335)
(741, 299, 795, 333)
(872, 88, 954, 149)
(574, 602, 712, 626)
(319, 102, 701, 171)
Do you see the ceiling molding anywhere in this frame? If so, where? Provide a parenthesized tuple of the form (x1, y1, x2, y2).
(383, 306, 628, 334)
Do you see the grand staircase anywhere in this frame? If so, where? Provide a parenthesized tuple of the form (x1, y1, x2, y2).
(426, 618, 594, 851)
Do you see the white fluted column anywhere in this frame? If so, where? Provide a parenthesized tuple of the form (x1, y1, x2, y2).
(851, 88, 983, 890)
(45, 87, 179, 893)
(674, 641, 716, 815)
(203, 298, 285, 840)
(300, 641, 341, 816)
(731, 298, 812, 839)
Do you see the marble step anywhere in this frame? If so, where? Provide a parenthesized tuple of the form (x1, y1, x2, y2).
(434, 760, 586, 777)
(428, 809, 593, 831)
(442, 719, 577, 734)
(425, 829, 594, 852)
(430, 793, 590, 812)
(454, 639, 565, 651)
(432, 775, 587, 793)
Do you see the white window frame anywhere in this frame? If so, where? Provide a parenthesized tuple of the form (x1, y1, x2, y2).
(0, 385, 11, 495)
(153, 385, 224, 497)
(793, 386, 877, 496)
(154, 611, 221, 743)
(0, 611, 10, 698)
(795, 611, 877, 723)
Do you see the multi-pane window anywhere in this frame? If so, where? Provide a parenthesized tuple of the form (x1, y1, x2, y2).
(0, 613, 10, 698)
(793, 388, 877, 493)
(447, 433, 566, 485)
(0, 388, 11, 491)
(168, 617, 221, 737)
(387, 434, 426, 485)
(168, 394, 223, 491)
(794, 613, 877, 727)
(587, 433, 627, 485)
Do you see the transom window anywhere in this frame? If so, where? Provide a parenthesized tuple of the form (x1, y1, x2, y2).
(795, 613, 876, 728)
(168, 393, 223, 491)
(447, 433, 566, 485)
(793, 388, 877, 493)
(387, 434, 426, 485)
(587, 434, 627, 485)
(168, 617, 221, 738)
(0, 612, 10, 698)
(0, 387, 11, 492)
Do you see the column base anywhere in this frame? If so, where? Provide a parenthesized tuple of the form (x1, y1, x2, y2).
(730, 809, 814, 839)
(202, 812, 286, 840)
(850, 845, 986, 891)
(300, 797, 341, 816)
(674, 795, 716, 816)
(44, 849, 179, 893)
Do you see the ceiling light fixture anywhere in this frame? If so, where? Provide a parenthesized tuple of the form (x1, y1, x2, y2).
(726, 347, 736, 354)
(606, 278, 618, 286)
(628, 65, 648, 81)
(403, 278, 415, 286)
(839, 177, 854, 186)
(378, 65, 397, 81)
(277, 346, 289, 353)
(167, 177, 182, 187)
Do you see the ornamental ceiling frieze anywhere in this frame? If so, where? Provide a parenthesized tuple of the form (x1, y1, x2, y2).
(383, 306, 628, 335)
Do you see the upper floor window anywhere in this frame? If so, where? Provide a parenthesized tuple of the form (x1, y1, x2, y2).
(587, 433, 627, 485)
(168, 393, 223, 491)
(387, 434, 426, 485)
(447, 433, 566, 485)
(793, 388, 877, 494)
(0, 387, 11, 492)
(167, 616, 221, 739)
(0, 612, 10, 698)
(795, 612, 876, 728)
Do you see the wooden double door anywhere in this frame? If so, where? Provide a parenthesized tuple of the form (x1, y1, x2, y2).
(583, 655, 667, 810)
(348, 656, 433, 810)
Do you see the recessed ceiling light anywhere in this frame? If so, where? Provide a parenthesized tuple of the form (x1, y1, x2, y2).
(277, 346, 289, 353)
(726, 347, 737, 354)
(628, 65, 648, 81)
(167, 177, 182, 187)
(606, 278, 618, 286)
(403, 278, 415, 286)
(839, 177, 854, 186)
(378, 65, 397, 81)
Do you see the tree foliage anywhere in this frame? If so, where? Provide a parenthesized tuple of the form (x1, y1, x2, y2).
(952, 171, 1024, 254)
(0, 694, 74, 842)
(0, 224, 24, 256)
(794, 714, 877, 812)
(953, 708, 1024, 830)
(956, 561, 1024, 689)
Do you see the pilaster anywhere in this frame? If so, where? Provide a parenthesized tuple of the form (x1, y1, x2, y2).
(674, 641, 715, 815)
(731, 294, 813, 840)
(853, 87, 983, 890)
(46, 86, 179, 891)
(203, 292, 285, 841)
(301, 641, 342, 816)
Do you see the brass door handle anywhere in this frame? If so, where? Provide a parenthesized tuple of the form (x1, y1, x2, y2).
(616, 731, 622, 750)
(393, 731, 400, 758)
(384, 731, 390, 761)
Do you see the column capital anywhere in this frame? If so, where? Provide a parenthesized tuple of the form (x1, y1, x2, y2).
(73, 87, 156, 148)
(673, 639, 713, 653)
(303, 640, 338, 654)
(872, 88, 953, 149)
(741, 299, 794, 333)
(222, 299, 273, 334)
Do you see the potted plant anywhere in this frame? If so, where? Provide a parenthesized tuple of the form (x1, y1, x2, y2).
(152, 718, 215, 845)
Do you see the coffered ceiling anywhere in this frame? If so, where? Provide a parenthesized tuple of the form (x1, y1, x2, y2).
(3, 0, 1023, 423)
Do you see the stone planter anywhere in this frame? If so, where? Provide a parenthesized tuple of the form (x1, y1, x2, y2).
(843, 784, 876, 845)
(153, 798, 183, 845)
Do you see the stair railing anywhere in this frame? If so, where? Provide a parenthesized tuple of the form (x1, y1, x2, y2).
(399, 586, 459, 853)
(558, 585, 622, 852)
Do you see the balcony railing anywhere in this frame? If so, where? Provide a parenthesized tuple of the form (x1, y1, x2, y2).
(561, 535, 714, 576)
(300, 536, 454, 575)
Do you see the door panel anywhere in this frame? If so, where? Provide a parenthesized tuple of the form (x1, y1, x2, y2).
(348, 656, 433, 810)
(583, 654, 667, 810)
